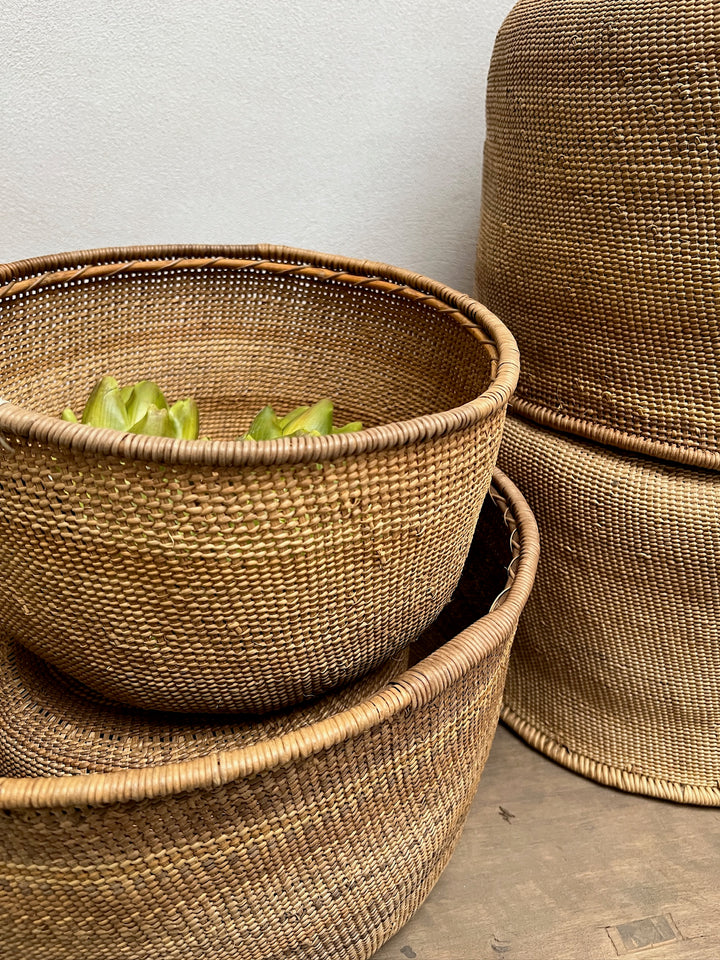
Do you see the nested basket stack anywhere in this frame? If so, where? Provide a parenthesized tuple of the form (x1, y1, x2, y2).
(0, 471, 538, 960)
(477, 0, 720, 803)
(0, 469, 539, 960)
(0, 245, 535, 957)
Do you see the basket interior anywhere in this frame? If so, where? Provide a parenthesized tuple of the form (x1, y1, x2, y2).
(0, 263, 494, 439)
(410, 487, 513, 664)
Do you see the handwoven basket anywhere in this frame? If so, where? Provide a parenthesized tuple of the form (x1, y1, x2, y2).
(0, 468, 539, 960)
(477, 0, 720, 469)
(499, 414, 720, 805)
(0, 641, 409, 777)
(0, 244, 518, 713)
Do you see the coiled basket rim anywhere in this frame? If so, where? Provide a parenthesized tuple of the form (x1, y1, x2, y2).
(0, 243, 520, 466)
(509, 399, 720, 472)
(0, 466, 539, 811)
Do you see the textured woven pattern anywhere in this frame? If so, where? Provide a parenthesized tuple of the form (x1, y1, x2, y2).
(477, 0, 720, 468)
(0, 244, 518, 713)
(0, 643, 409, 778)
(0, 470, 539, 960)
(499, 414, 720, 804)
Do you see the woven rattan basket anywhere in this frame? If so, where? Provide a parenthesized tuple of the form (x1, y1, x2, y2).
(0, 244, 518, 714)
(0, 641, 409, 777)
(498, 414, 720, 805)
(477, 0, 720, 469)
(0, 468, 539, 960)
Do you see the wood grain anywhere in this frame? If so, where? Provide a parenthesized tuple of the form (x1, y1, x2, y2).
(374, 724, 720, 960)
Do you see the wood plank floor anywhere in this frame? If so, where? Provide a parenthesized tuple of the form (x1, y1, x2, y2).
(374, 724, 720, 960)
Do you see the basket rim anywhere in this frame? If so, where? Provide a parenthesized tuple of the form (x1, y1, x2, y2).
(510, 398, 720, 472)
(0, 466, 539, 811)
(0, 243, 519, 466)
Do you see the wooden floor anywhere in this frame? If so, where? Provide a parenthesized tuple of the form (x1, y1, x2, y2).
(374, 724, 720, 960)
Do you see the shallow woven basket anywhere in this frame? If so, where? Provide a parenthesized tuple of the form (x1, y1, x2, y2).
(0, 643, 409, 778)
(477, 0, 720, 469)
(0, 468, 539, 960)
(499, 414, 720, 805)
(0, 244, 518, 714)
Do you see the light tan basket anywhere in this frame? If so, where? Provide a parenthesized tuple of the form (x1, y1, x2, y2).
(0, 469, 539, 960)
(0, 642, 409, 778)
(0, 244, 518, 714)
(499, 414, 720, 805)
(477, 0, 720, 469)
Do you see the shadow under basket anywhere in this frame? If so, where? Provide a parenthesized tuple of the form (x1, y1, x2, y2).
(0, 467, 539, 960)
(0, 244, 518, 714)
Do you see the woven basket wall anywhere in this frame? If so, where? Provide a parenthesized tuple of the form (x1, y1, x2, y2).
(498, 414, 720, 805)
(0, 244, 518, 714)
(477, 0, 720, 469)
(0, 469, 539, 960)
(0, 642, 409, 778)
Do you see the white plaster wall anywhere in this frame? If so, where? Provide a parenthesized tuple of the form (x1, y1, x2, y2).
(2, 0, 517, 294)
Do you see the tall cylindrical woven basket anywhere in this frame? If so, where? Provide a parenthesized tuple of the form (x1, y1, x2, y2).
(501, 418, 720, 806)
(0, 469, 539, 960)
(476, 0, 720, 801)
(498, 416, 720, 805)
(477, 0, 720, 469)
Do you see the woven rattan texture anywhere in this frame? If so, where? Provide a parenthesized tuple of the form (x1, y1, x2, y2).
(0, 667, 498, 960)
(477, 0, 720, 468)
(498, 414, 720, 804)
(0, 643, 409, 778)
(0, 245, 518, 713)
(0, 471, 540, 960)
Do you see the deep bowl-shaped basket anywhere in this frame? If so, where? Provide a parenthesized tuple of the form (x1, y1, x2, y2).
(0, 469, 539, 960)
(499, 414, 720, 805)
(0, 244, 518, 713)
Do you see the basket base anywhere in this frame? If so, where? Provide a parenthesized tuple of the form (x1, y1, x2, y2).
(501, 704, 720, 808)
